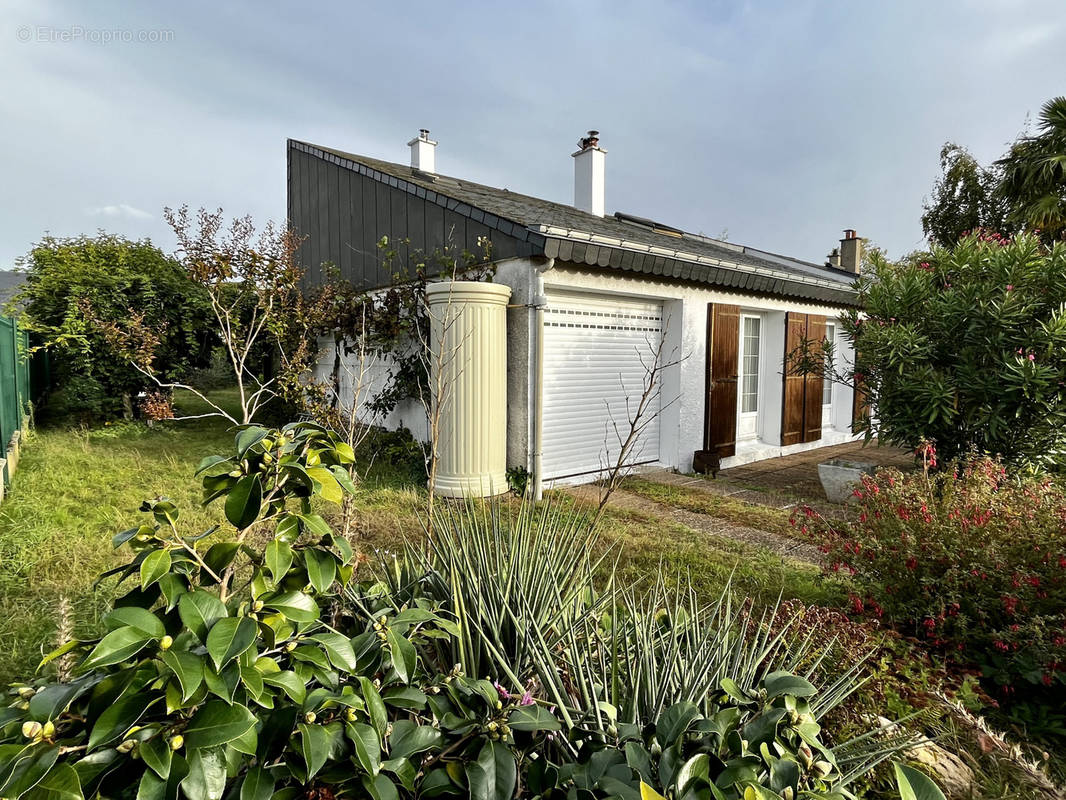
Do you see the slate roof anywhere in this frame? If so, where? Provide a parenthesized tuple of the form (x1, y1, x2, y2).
(294, 140, 859, 306)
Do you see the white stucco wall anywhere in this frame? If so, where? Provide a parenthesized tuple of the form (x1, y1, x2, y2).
(523, 263, 859, 474)
(313, 337, 429, 442)
(314, 257, 859, 481)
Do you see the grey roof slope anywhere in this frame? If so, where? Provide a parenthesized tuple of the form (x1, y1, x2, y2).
(294, 140, 859, 306)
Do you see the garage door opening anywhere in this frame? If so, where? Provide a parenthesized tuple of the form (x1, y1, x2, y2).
(541, 292, 664, 482)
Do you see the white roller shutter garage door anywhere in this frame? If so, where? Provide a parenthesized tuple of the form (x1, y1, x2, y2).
(542, 291, 663, 482)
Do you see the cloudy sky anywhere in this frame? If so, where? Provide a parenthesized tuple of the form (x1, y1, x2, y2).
(1, 1, 1063, 269)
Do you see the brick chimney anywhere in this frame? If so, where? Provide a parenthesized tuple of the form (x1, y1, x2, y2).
(408, 129, 437, 173)
(839, 229, 862, 273)
(572, 130, 606, 217)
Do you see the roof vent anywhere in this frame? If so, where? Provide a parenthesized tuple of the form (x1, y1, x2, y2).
(408, 129, 437, 173)
(572, 130, 606, 217)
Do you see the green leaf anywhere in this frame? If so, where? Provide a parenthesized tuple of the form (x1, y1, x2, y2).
(298, 724, 331, 780)
(656, 702, 699, 745)
(334, 442, 356, 464)
(195, 455, 232, 476)
(0, 744, 60, 798)
(385, 629, 416, 683)
(141, 736, 173, 780)
(158, 574, 188, 611)
(140, 550, 172, 591)
(742, 708, 787, 749)
(105, 607, 165, 638)
(675, 753, 709, 795)
(80, 627, 153, 671)
(894, 763, 947, 800)
(381, 686, 427, 710)
(720, 678, 753, 704)
(263, 591, 318, 623)
(507, 704, 561, 732)
(183, 747, 226, 800)
(306, 466, 343, 503)
(264, 539, 293, 584)
(202, 542, 239, 577)
(161, 650, 205, 702)
(29, 682, 89, 723)
(304, 549, 337, 593)
(361, 773, 399, 800)
(359, 677, 388, 737)
(88, 693, 155, 750)
(261, 671, 306, 704)
(349, 723, 380, 776)
(225, 475, 263, 530)
(389, 721, 441, 760)
(239, 766, 274, 800)
(137, 768, 165, 800)
(205, 616, 257, 670)
(466, 740, 515, 800)
(763, 671, 817, 699)
(23, 763, 83, 800)
(297, 513, 331, 538)
(202, 663, 240, 704)
(183, 701, 257, 750)
(330, 465, 358, 494)
(309, 632, 356, 672)
(236, 427, 269, 457)
(178, 590, 227, 643)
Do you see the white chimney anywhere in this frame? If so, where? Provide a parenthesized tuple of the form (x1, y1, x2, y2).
(408, 129, 437, 173)
(572, 130, 606, 217)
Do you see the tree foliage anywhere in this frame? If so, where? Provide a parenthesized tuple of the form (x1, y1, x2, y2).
(999, 95, 1066, 241)
(923, 96, 1066, 247)
(921, 143, 1010, 247)
(13, 234, 214, 419)
(833, 233, 1066, 470)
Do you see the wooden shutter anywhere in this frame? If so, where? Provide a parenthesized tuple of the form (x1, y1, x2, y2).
(803, 315, 826, 442)
(703, 303, 740, 458)
(781, 312, 807, 446)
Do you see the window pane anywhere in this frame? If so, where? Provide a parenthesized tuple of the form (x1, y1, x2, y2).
(740, 316, 760, 414)
(823, 325, 835, 406)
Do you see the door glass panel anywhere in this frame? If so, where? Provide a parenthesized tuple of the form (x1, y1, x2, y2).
(741, 317, 760, 414)
(823, 324, 835, 406)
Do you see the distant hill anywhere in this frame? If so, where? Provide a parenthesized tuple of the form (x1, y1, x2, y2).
(0, 271, 25, 310)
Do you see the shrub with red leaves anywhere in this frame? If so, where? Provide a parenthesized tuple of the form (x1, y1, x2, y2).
(798, 455, 1066, 696)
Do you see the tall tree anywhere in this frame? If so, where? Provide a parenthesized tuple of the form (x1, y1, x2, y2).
(998, 96, 1066, 241)
(921, 143, 1011, 247)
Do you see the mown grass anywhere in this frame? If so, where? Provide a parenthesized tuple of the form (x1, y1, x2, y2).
(619, 476, 797, 536)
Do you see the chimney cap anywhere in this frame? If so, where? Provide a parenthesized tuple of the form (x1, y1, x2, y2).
(407, 129, 438, 147)
(577, 130, 602, 150)
(842, 228, 858, 240)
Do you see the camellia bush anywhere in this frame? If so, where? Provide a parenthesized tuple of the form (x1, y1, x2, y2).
(797, 456, 1066, 699)
(0, 423, 943, 800)
(831, 232, 1066, 470)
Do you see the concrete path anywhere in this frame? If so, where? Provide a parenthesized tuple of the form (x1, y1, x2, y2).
(568, 483, 824, 567)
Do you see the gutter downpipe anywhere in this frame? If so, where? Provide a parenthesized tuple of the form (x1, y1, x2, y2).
(531, 257, 554, 502)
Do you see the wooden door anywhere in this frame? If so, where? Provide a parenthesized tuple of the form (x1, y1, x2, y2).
(704, 303, 740, 458)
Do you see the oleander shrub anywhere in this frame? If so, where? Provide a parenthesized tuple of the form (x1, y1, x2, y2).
(798, 456, 1066, 697)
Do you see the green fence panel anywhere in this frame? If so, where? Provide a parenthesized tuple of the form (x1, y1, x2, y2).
(0, 317, 15, 449)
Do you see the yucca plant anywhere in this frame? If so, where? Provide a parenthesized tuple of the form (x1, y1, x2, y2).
(351, 499, 940, 800)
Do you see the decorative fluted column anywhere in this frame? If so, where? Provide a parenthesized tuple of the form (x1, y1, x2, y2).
(425, 281, 510, 497)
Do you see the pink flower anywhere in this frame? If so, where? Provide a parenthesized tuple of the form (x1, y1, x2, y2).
(1028, 354, 1036, 361)
(1006, 285, 1014, 291)
(519, 691, 534, 706)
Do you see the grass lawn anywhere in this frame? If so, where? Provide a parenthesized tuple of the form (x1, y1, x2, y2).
(0, 394, 1058, 798)
(0, 389, 847, 682)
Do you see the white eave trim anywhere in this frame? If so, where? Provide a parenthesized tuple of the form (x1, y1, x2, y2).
(529, 224, 857, 294)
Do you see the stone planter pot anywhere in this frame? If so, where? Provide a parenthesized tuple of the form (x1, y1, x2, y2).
(818, 458, 877, 503)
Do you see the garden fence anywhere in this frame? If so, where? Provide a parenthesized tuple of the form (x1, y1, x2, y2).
(0, 316, 46, 484)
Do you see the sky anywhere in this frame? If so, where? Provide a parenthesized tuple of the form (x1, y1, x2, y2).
(1, 1, 1063, 269)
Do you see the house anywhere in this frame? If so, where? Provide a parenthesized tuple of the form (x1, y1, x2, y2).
(287, 131, 863, 492)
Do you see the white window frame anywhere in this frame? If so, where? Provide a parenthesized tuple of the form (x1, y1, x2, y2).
(822, 322, 835, 426)
(737, 313, 763, 442)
